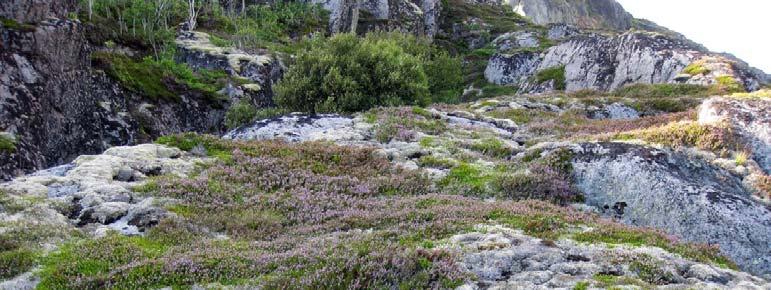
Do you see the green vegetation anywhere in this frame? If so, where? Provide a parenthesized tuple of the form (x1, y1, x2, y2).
(92, 52, 228, 104)
(535, 65, 567, 90)
(0, 248, 36, 279)
(202, 2, 329, 52)
(682, 62, 710, 76)
(573, 281, 590, 290)
(612, 83, 711, 98)
(417, 155, 456, 169)
(275, 32, 463, 113)
(440, 0, 531, 35)
(224, 99, 259, 129)
(629, 254, 674, 285)
(0, 133, 16, 153)
(593, 274, 649, 289)
(614, 121, 741, 156)
(467, 138, 511, 158)
(574, 226, 737, 269)
(0, 17, 36, 32)
(716, 75, 745, 93)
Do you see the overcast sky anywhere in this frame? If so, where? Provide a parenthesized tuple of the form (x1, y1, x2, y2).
(616, 0, 770, 73)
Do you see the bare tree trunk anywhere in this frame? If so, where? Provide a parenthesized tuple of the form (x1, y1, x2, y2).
(88, 0, 93, 20)
(187, 0, 198, 30)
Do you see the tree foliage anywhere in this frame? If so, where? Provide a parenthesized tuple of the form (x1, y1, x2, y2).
(275, 32, 464, 113)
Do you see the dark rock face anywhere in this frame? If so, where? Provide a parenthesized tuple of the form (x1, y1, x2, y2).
(571, 142, 771, 278)
(0, 20, 232, 180)
(508, 0, 633, 31)
(0, 0, 76, 23)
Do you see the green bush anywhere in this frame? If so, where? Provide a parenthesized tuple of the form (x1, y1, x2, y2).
(682, 63, 710, 76)
(275, 33, 463, 113)
(224, 100, 259, 129)
(716, 75, 745, 93)
(0, 248, 36, 279)
(0, 133, 16, 153)
(535, 65, 566, 90)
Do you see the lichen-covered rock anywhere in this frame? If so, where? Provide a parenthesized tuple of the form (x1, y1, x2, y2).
(698, 96, 771, 174)
(319, 0, 441, 37)
(485, 31, 767, 93)
(588, 102, 640, 120)
(175, 30, 283, 108)
(312, 0, 360, 33)
(449, 225, 770, 289)
(1, 144, 206, 235)
(570, 142, 771, 278)
(223, 114, 370, 143)
(508, 0, 633, 31)
(491, 31, 540, 51)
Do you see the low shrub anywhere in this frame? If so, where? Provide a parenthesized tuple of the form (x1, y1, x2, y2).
(612, 83, 711, 98)
(614, 121, 741, 156)
(535, 65, 566, 90)
(0, 248, 36, 279)
(715, 75, 745, 93)
(682, 63, 710, 76)
(0, 133, 16, 153)
(467, 138, 512, 158)
(275, 33, 463, 113)
(574, 224, 737, 269)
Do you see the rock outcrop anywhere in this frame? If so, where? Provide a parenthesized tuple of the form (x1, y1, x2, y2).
(507, 0, 633, 31)
(314, 0, 442, 37)
(1, 144, 205, 236)
(0, 19, 235, 180)
(699, 97, 771, 174)
(309, 0, 361, 33)
(175, 30, 283, 108)
(0, 10, 287, 180)
(0, 0, 76, 23)
(570, 142, 771, 278)
(485, 31, 768, 93)
(451, 225, 770, 289)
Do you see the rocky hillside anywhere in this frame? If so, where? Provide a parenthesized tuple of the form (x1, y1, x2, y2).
(1, 0, 770, 288)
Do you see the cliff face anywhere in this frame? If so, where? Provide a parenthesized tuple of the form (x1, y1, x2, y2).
(313, 0, 442, 37)
(0, 14, 274, 180)
(507, 0, 633, 30)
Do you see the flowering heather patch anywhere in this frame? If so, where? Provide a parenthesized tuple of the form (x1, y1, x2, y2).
(35, 135, 738, 288)
(369, 107, 447, 142)
(612, 121, 744, 157)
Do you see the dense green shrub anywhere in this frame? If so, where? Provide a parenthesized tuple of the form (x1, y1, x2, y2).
(0, 133, 15, 153)
(275, 33, 463, 113)
(0, 248, 35, 279)
(682, 63, 710, 76)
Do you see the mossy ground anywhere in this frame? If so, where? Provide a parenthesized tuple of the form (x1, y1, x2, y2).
(91, 52, 229, 105)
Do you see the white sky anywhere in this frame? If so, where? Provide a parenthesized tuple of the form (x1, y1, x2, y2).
(616, 0, 771, 73)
